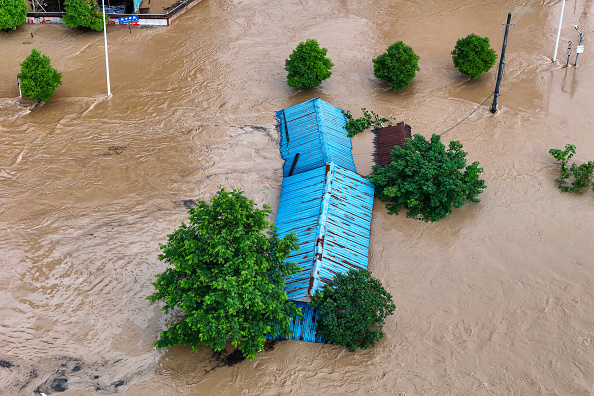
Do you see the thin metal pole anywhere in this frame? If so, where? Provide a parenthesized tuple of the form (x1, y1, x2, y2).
(565, 41, 571, 67)
(574, 26, 584, 66)
(102, 0, 111, 98)
(491, 12, 512, 114)
(553, 0, 566, 62)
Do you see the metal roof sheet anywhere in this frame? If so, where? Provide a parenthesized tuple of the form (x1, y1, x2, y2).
(275, 162, 374, 301)
(276, 98, 357, 177)
(372, 122, 412, 166)
(266, 301, 324, 343)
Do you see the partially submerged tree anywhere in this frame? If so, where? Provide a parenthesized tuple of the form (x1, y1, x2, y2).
(549, 144, 594, 193)
(148, 188, 302, 360)
(310, 269, 395, 352)
(373, 41, 420, 91)
(18, 49, 63, 102)
(451, 34, 497, 78)
(63, 0, 106, 31)
(0, 0, 27, 31)
(370, 134, 486, 222)
(343, 108, 392, 138)
(285, 39, 334, 90)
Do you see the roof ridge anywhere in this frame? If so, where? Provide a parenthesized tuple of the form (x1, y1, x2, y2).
(307, 161, 334, 296)
(314, 98, 330, 165)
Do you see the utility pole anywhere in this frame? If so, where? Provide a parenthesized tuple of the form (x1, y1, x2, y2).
(101, 0, 111, 98)
(553, 0, 566, 62)
(574, 26, 584, 66)
(491, 12, 512, 114)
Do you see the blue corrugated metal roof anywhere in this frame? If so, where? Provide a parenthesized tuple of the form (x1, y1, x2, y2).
(266, 301, 325, 343)
(276, 98, 356, 177)
(275, 162, 374, 301)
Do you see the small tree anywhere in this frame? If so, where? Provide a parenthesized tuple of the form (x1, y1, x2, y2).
(285, 39, 334, 90)
(373, 41, 420, 91)
(310, 269, 395, 352)
(370, 134, 486, 222)
(0, 0, 27, 31)
(451, 34, 497, 78)
(549, 144, 594, 193)
(148, 188, 302, 360)
(63, 0, 106, 31)
(18, 49, 62, 102)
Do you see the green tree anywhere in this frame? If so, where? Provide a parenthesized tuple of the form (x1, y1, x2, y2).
(370, 134, 486, 222)
(310, 269, 395, 352)
(285, 39, 334, 90)
(18, 49, 62, 102)
(0, 0, 27, 31)
(373, 41, 420, 91)
(63, 0, 106, 31)
(549, 144, 594, 193)
(343, 108, 392, 138)
(148, 188, 302, 360)
(451, 34, 497, 78)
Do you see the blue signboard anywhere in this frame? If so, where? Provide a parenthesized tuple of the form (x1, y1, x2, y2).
(118, 15, 139, 24)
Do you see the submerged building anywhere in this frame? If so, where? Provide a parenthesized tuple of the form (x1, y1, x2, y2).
(269, 98, 375, 343)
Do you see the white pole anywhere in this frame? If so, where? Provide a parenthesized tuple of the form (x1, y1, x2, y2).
(17, 77, 22, 97)
(102, 0, 111, 97)
(553, 0, 566, 62)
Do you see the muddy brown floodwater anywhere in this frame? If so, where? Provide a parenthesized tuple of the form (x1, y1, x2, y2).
(1, 0, 593, 394)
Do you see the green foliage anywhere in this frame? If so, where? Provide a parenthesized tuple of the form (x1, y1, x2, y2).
(549, 145, 594, 193)
(0, 0, 27, 31)
(310, 269, 395, 352)
(373, 41, 420, 91)
(147, 188, 302, 360)
(370, 134, 486, 222)
(63, 0, 106, 31)
(285, 39, 334, 90)
(451, 34, 497, 78)
(343, 108, 392, 138)
(18, 49, 63, 102)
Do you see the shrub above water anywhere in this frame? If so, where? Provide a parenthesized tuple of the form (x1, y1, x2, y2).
(373, 41, 420, 91)
(369, 134, 486, 222)
(310, 269, 395, 352)
(451, 34, 497, 78)
(18, 49, 63, 102)
(285, 39, 334, 90)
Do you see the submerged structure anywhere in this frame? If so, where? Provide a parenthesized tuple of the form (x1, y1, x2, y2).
(270, 98, 375, 343)
(277, 162, 374, 301)
(372, 122, 412, 167)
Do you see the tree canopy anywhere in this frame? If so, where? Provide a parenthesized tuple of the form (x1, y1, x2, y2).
(148, 188, 302, 360)
(63, 0, 106, 31)
(310, 269, 395, 352)
(285, 39, 334, 90)
(18, 49, 63, 102)
(0, 0, 27, 31)
(373, 41, 420, 91)
(451, 34, 497, 78)
(369, 133, 486, 222)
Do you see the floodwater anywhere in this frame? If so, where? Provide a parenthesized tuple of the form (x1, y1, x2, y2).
(1, 0, 593, 394)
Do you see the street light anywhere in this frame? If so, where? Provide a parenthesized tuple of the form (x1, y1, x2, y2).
(574, 25, 584, 66)
(101, 0, 111, 98)
(553, 0, 566, 62)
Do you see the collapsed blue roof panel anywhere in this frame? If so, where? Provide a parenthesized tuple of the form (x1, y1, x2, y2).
(276, 98, 356, 177)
